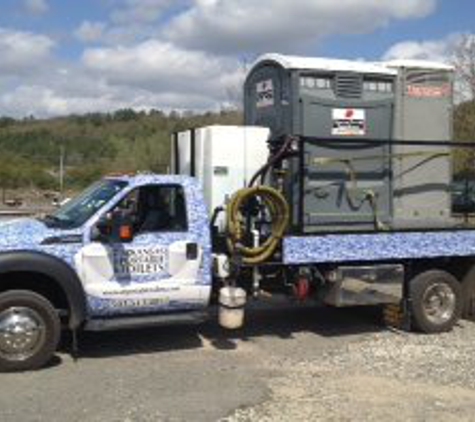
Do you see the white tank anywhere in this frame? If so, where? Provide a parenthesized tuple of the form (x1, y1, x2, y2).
(171, 125, 270, 231)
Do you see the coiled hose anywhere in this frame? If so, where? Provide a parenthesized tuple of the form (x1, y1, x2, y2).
(226, 185, 290, 265)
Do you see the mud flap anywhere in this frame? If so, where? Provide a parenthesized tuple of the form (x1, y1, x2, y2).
(383, 299, 412, 331)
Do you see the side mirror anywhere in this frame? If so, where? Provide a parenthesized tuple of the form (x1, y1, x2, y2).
(91, 214, 113, 242)
(91, 211, 135, 243)
(119, 224, 134, 243)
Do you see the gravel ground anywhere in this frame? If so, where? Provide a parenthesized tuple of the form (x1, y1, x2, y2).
(225, 320, 475, 421)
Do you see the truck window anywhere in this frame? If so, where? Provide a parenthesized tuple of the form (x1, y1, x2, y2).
(114, 185, 188, 234)
(42, 179, 127, 229)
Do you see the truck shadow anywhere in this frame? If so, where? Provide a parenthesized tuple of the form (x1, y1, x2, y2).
(206, 304, 385, 351)
(69, 304, 386, 360)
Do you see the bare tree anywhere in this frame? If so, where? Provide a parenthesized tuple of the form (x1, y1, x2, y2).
(452, 34, 475, 102)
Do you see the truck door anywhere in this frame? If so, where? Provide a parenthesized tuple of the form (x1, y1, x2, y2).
(75, 183, 211, 316)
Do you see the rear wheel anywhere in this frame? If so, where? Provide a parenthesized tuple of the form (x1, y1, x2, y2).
(409, 270, 462, 333)
(461, 266, 475, 318)
(0, 290, 60, 372)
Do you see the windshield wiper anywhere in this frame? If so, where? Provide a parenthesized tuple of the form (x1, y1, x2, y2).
(40, 214, 69, 228)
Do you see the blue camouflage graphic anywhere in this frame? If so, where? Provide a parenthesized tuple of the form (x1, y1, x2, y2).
(0, 175, 212, 318)
(284, 230, 475, 264)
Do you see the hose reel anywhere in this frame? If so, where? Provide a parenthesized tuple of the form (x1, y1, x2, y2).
(226, 185, 290, 265)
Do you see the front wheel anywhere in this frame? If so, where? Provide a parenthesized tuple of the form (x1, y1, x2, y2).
(0, 290, 60, 372)
(409, 270, 462, 333)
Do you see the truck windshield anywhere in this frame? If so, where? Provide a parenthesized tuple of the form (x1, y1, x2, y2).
(42, 179, 127, 229)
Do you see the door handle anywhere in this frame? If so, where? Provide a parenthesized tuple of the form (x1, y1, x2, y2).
(186, 243, 198, 260)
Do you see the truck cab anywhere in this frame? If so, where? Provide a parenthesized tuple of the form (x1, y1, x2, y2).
(0, 174, 212, 371)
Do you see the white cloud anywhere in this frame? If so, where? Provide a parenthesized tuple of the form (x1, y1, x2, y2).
(383, 36, 458, 63)
(74, 1, 189, 46)
(383, 33, 475, 101)
(82, 39, 243, 98)
(110, 0, 181, 25)
(0, 77, 231, 118)
(0, 85, 121, 117)
(75, 21, 152, 46)
(0, 39, 245, 117)
(0, 0, 449, 118)
(0, 63, 130, 117)
(74, 21, 107, 43)
(84, 0, 191, 46)
(0, 28, 55, 74)
(164, 0, 437, 55)
(23, 0, 49, 15)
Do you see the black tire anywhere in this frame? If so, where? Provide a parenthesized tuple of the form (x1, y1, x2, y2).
(409, 270, 462, 334)
(0, 290, 60, 372)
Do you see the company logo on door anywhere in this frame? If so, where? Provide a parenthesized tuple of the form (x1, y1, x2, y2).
(332, 108, 366, 136)
(114, 247, 167, 275)
(256, 79, 274, 108)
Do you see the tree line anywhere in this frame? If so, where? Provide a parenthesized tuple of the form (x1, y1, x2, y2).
(453, 101, 475, 179)
(0, 108, 243, 194)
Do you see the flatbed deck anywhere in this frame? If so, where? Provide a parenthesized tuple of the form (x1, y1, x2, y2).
(284, 229, 475, 264)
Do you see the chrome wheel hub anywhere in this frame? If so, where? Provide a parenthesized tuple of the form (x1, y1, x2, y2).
(0, 307, 45, 361)
(422, 283, 456, 326)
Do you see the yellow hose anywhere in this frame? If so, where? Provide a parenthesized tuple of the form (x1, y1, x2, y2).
(226, 186, 290, 265)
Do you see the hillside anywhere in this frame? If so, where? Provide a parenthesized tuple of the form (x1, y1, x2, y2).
(0, 108, 243, 196)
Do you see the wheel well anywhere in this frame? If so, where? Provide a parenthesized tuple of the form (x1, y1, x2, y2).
(0, 272, 69, 314)
(405, 257, 475, 283)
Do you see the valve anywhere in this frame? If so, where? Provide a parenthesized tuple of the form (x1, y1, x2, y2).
(293, 275, 310, 301)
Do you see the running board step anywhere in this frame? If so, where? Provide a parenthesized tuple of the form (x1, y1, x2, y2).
(84, 311, 208, 332)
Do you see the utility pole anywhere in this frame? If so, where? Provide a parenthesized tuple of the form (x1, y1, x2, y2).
(59, 145, 65, 201)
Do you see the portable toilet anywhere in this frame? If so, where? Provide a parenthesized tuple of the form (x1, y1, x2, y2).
(244, 54, 398, 232)
(386, 60, 455, 228)
(244, 54, 455, 233)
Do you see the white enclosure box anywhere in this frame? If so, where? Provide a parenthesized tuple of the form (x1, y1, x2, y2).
(171, 125, 270, 229)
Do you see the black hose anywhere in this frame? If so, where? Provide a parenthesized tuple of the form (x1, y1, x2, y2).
(210, 206, 225, 228)
(248, 135, 295, 187)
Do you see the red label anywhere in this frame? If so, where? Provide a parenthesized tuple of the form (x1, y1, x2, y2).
(406, 84, 451, 98)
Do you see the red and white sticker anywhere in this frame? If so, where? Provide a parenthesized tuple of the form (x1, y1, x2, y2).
(256, 79, 274, 108)
(332, 108, 366, 136)
(406, 84, 451, 98)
